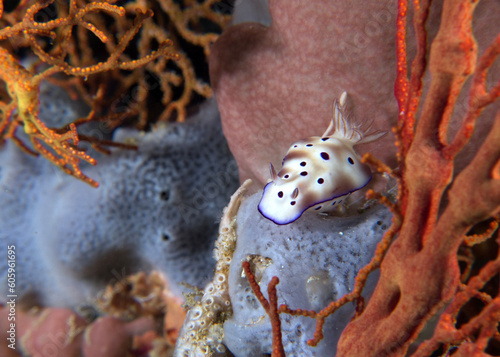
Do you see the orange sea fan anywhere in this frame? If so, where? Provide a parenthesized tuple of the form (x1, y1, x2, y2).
(235, 1, 500, 355)
(0, 0, 179, 187)
(338, 0, 500, 354)
(0, 0, 232, 188)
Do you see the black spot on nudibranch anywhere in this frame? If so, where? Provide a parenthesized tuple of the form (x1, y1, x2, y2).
(291, 201, 296, 205)
(320, 152, 330, 160)
(284, 174, 290, 179)
(162, 233, 170, 241)
(321, 138, 329, 141)
(331, 201, 337, 206)
(278, 191, 284, 198)
(315, 206, 322, 210)
(300, 161, 307, 166)
(294, 145, 298, 148)
(159, 190, 170, 201)
(317, 178, 324, 184)
(306, 144, 313, 147)
(348, 157, 355, 165)
(300, 171, 308, 176)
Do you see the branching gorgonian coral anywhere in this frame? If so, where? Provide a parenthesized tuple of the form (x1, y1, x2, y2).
(240, 1, 500, 355)
(0, 0, 231, 186)
(0, 0, 178, 186)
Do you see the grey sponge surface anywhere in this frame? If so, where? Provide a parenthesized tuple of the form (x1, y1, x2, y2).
(224, 192, 392, 356)
(0, 88, 239, 307)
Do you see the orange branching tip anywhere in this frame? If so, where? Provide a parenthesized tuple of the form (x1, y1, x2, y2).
(0, 0, 187, 187)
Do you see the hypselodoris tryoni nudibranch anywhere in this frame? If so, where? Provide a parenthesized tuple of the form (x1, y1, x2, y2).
(258, 92, 384, 225)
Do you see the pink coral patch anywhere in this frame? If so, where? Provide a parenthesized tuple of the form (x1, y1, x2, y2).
(210, 0, 399, 190)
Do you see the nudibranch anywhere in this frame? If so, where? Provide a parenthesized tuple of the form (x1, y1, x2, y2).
(258, 92, 384, 225)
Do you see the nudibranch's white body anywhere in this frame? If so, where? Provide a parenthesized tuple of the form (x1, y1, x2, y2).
(258, 92, 383, 225)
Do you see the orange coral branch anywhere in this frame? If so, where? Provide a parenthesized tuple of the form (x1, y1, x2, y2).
(444, 111, 500, 227)
(156, 0, 230, 58)
(242, 261, 285, 357)
(0, 0, 179, 187)
(27, 6, 178, 80)
(464, 219, 499, 247)
(336, 0, 500, 354)
(412, 236, 500, 356)
(396, 0, 431, 160)
(361, 153, 398, 179)
(279, 186, 402, 347)
(394, 0, 408, 128)
(0, 46, 99, 186)
(443, 32, 500, 159)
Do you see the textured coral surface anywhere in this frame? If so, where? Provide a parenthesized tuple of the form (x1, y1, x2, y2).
(223, 192, 391, 356)
(0, 86, 239, 308)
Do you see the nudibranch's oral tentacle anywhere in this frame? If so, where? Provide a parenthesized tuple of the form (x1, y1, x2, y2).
(258, 91, 384, 225)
